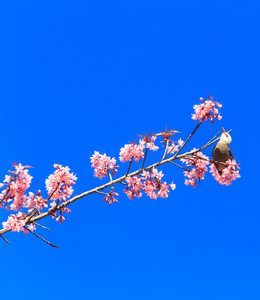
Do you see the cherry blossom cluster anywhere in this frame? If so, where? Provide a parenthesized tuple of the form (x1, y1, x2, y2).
(0, 163, 33, 211)
(181, 151, 209, 187)
(49, 204, 71, 223)
(1, 163, 77, 233)
(124, 168, 176, 200)
(27, 190, 48, 212)
(119, 140, 145, 163)
(45, 164, 77, 201)
(90, 151, 118, 179)
(103, 187, 119, 204)
(2, 212, 26, 232)
(167, 138, 184, 155)
(2, 212, 36, 233)
(210, 159, 240, 186)
(192, 97, 222, 123)
(119, 135, 159, 163)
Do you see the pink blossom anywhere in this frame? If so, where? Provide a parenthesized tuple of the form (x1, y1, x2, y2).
(24, 223, 36, 234)
(157, 182, 172, 198)
(181, 151, 209, 187)
(124, 169, 175, 200)
(45, 164, 77, 202)
(103, 187, 119, 204)
(49, 205, 71, 223)
(150, 168, 164, 180)
(210, 159, 240, 186)
(2, 211, 26, 232)
(26, 190, 48, 212)
(177, 139, 184, 147)
(167, 142, 179, 155)
(192, 97, 222, 123)
(90, 151, 118, 179)
(167, 139, 184, 155)
(125, 176, 143, 199)
(119, 141, 145, 162)
(0, 163, 32, 211)
(146, 136, 159, 151)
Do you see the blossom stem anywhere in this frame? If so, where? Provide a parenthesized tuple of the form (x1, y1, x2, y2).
(141, 148, 148, 170)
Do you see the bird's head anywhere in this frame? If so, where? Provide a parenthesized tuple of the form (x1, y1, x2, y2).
(220, 127, 232, 145)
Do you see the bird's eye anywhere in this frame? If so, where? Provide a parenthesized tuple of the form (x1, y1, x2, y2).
(225, 133, 228, 137)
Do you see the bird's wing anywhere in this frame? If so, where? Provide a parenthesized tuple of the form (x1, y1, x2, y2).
(212, 144, 217, 157)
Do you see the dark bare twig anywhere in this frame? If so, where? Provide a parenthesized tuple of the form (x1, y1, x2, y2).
(24, 226, 59, 248)
(169, 161, 190, 172)
(125, 159, 133, 177)
(0, 234, 10, 244)
(172, 121, 202, 159)
(34, 222, 50, 231)
(141, 148, 148, 170)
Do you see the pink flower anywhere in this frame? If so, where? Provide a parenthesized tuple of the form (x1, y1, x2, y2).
(45, 164, 77, 202)
(24, 223, 36, 234)
(167, 139, 184, 155)
(181, 151, 209, 187)
(49, 205, 71, 223)
(124, 168, 175, 200)
(210, 159, 240, 185)
(90, 151, 118, 179)
(2, 211, 26, 232)
(146, 136, 159, 151)
(26, 190, 48, 212)
(192, 97, 222, 123)
(119, 141, 145, 162)
(103, 187, 119, 204)
(0, 163, 32, 211)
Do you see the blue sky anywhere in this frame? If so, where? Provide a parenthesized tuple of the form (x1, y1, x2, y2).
(1, 1, 260, 299)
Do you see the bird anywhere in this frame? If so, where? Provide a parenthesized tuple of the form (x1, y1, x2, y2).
(212, 127, 233, 175)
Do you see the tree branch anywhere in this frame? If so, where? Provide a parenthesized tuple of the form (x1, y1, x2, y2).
(0, 127, 232, 237)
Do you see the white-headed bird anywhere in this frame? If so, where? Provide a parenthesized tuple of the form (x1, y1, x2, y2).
(212, 127, 233, 175)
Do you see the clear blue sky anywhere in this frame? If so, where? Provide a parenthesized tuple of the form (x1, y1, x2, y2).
(1, 1, 259, 299)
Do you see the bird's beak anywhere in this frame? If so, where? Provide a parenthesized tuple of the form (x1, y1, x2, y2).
(222, 127, 226, 133)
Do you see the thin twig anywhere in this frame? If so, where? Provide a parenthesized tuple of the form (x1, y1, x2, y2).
(24, 226, 59, 248)
(118, 181, 127, 185)
(141, 148, 148, 170)
(0, 234, 10, 244)
(94, 190, 108, 195)
(125, 159, 132, 177)
(162, 139, 170, 160)
(34, 222, 50, 231)
(47, 182, 60, 202)
(108, 171, 113, 182)
(207, 130, 221, 144)
(169, 161, 190, 172)
(172, 121, 202, 159)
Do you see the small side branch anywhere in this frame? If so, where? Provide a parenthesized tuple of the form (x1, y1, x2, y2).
(141, 148, 148, 170)
(169, 161, 190, 172)
(34, 222, 50, 231)
(25, 226, 59, 248)
(172, 121, 202, 159)
(0, 234, 10, 244)
(125, 159, 133, 177)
